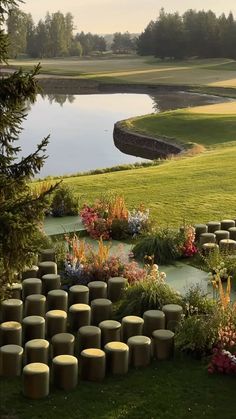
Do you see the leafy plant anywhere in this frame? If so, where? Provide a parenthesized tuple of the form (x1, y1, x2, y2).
(51, 184, 78, 217)
(182, 284, 216, 316)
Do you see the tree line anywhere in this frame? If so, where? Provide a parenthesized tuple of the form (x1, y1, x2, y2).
(137, 9, 236, 59)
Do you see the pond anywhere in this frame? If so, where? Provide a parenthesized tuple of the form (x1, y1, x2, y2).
(18, 91, 224, 178)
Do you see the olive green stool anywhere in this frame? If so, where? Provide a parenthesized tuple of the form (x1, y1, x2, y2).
(69, 285, 89, 305)
(22, 278, 42, 299)
(22, 266, 39, 280)
(207, 221, 221, 233)
(199, 233, 216, 246)
(0, 321, 22, 346)
(219, 239, 236, 253)
(127, 335, 151, 367)
(7, 282, 22, 299)
(152, 329, 175, 360)
(221, 219, 235, 231)
(41, 274, 61, 295)
(23, 316, 45, 343)
(78, 325, 101, 353)
(47, 290, 68, 312)
(80, 348, 106, 382)
(1, 299, 23, 323)
(104, 341, 129, 375)
(23, 363, 49, 399)
(91, 298, 112, 326)
(162, 304, 183, 331)
(38, 262, 57, 279)
(194, 224, 207, 241)
(25, 294, 46, 317)
(39, 248, 56, 262)
(121, 316, 144, 342)
(229, 227, 236, 241)
(202, 243, 219, 255)
(69, 303, 91, 332)
(99, 320, 121, 346)
(51, 333, 75, 357)
(25, 339, 49, 365)
(88, 281, 107, 302)
(215, 230, 230, 244)
(143, 310, 165, 337)
(107, 277, 127, 302)
(46, 310, 67, 339)
(0, 344, 23, 377)
(52, 355, 78, 391)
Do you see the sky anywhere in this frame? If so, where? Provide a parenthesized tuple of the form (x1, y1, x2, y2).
(21, 0, 236, 34)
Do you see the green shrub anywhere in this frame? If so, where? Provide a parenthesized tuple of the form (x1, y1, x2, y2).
(51, 184, 78, 217)
(111, 219, 130, 240)
(182, 284, 216, 316)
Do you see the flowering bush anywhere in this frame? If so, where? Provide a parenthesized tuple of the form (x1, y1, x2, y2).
(208, 349, 236, 375)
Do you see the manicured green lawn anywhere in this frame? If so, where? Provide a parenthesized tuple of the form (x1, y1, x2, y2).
(1, 355, 235, 419)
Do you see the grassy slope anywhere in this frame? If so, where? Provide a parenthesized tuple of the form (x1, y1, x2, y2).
(1, 356, 236, 419)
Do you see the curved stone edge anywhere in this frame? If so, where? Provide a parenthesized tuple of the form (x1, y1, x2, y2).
(113, 121, 184, 160)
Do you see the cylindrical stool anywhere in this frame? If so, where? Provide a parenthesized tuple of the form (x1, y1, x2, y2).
(51, 333, 75, 357)
(25, 339, 49, 365)
(199, 233, 216, 246)
(7, 283, 22, 300)
(47, 290, 68, 312)
(1, 299, 23, 323)
(215, 230, 230, 244)
(22, 266, 39, 280)
(104, 341, 129, 375)
(38, 262, 57, 279)
(80, 348, 105, 382)
(202, 243, 219, 255)
(23, 363, 49, 399)
(0, 344, 23, 376)
(22, 278, 42, 299)
(162, 304, 183, 331)
(0, 321, 22, 346)
(152, 329, 174, 360)
(46, 310, 67, 339)
(52, 355, 78, 390)
(69, 304, 91, 332)
(143, 310, 165, 337)
(219, 239, 236, 253)
(99, 320, 121, 346)
(69, 285, 89, 305)
(88, 281, 107, 301)
(229, 227, 236, 241)
(194, 224, 207, 241)
(221, 219, 235, 231)
(207, 221, 221, 233)
(41, 274, 61, 295)
(23, 316, 45, 343)
(121, 316, 144, 342)
(107, 277, 127, 302)
(25, 294, 46, 317)
(127, 335, 151, 367)
(78, 326, 101, 353)
(91, 298, 112, 326)
(39, 248, 56, 262)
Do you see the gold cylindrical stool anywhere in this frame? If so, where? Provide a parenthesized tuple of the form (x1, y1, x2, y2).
(162, 304, 183, 331)
(46, 310, 67, 339)
(22, 278, 42, 299)
(1, 299, 23, 323)
(25, 339, 49, 365)
(69, 304, 91, 332)
(25, 294, 46, 317)
(221, 219, 235, 231)
(99, 320, 121, 346)
(51, 333, 75, 357)
(121, 316, 144, 342)
(215, 230, 230, 244)
(0, 321, 22, 346)
(41, 274, 61, 295)
(143, 310, 165, 337)
(38, 262, 57, 279)
(7, 283, 22, 299)
(104, 341, 129, 375)
(91, 298, 112, 326)
(107, 277, 127, 302)
(207, 221, 221, 233)
(0, 344, 23, 377)
(202, 243, 219, 255)
(39, 248, 56, 262)
(229, 227, 236, 241)
(52, 355, 78, 390)
(127, 335, 151, 367)
(23, 363, 49, 399)
(88, 281, 107, 302)
(219, 239, 236, 253)
(199, 233, 216, 246)
(152, 329, 175, 360)
(78, 325, 101, 354)
(69, 285, 89, 305)
(194, 224, 207, 241)
(22, 266, 39, 280)
(47, 290, 68, 312)
(23, 316, 45, 343)
(80, 348, 106, 382)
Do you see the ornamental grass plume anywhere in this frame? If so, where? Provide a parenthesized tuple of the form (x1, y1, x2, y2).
(109, 196, 128, 220)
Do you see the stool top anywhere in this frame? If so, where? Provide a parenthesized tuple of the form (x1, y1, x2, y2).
(7, 282, 22, 290)
(46, 310, 67, 319)
(78, 325, 101, 336)
(69, 285, 89, 292)
(194, 224, 207, 228)
(200, 232, 216, 238)
(220, 239, 236, 244)
(40, 248, 55, 255)
(108, 277, 127, 284)
(127, 335, 151, 345)
(42, 273, 60, 280)
(53, 354, 78, 365)
(25, 339, 49, 349)
(99, 320, 121, 330)
(51, 333, 75, 343)
(23, 362, 49, 374)
(26, 294, 46, 302)
(69, 303, 91, 312)
(207, 221, 220, 226)
(47, 290, 68, 297)
(229, 226, 236, 232)
(2, 299, 23, 306)
(22, 278, 42, 285)
(39, 262, 57, 268)
(0, 344, 23, 354)
(88, 281, 107, 289)
(23, 316, 45, 324)
(162, 304, 183, 313)
(91, 298, 112, 307)
(104, 341, 128, 352)
(152, 329, 174, 339)
(221, 219, 235, 223)
(215, 230, 230, 234)
(81, 348, 105, 358)
(0, 321, 21, 330)
(202, 243, 218, 248)
(143, 310, 165, 319)
(122, 316, 144, 324)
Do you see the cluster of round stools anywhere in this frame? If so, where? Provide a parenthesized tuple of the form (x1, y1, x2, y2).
(194, 218, 236, 254)
(0, 249, 183, 399)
